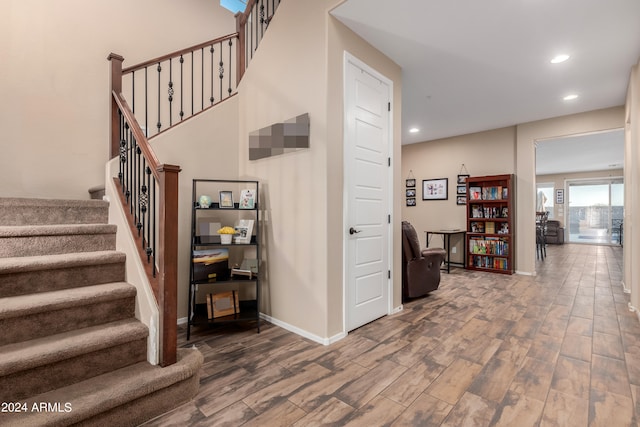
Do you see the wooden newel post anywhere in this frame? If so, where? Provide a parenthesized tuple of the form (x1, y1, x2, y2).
(157, 164, 181, 367)
(107, 53, 124, 160)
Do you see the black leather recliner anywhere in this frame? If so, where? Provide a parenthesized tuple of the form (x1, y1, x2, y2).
(401, 221, 446, 301)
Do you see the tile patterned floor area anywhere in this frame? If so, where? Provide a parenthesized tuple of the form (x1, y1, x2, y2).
(144, 243, 640, 426)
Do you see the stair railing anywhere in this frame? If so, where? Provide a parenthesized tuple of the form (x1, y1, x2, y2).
(236, 0, 281, 82)
(107, 0, 281, 367)
(109, 54, 180, 367)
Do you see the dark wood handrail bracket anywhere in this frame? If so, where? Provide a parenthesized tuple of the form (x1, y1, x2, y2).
(106, 0, 280, 368)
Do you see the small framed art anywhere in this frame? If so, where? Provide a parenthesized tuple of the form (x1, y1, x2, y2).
(406, 178, 416, 187)
(456, 185, 466, 195)
(422, 178, 448, 201)
(457, 174, 470, 184)
(219, 191, 234, 208)
(406, 198, 416, 206)
(406, 188, 416, 198)
(456, 196, 467, 205)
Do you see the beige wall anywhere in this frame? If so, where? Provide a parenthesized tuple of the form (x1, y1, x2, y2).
(625, 60, 640, 313)
(238, 0, 402, 341)
(402, 127, 516, 265)
(1, 0, 235, 199)
(536, 169, 624, 228)
(150, 98, 239, 319)
(401, 107, 625, 275)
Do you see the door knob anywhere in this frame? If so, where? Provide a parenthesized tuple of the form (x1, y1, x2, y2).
(349, 227, 361, 235)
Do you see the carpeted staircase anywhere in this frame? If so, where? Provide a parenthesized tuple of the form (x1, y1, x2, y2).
(0, 198, 202, 427)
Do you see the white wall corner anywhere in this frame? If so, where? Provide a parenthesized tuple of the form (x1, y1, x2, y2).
(260, 313, 346, 346)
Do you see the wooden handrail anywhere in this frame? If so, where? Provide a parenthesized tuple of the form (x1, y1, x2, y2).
(106, 0, 279, 367)
(109, 53, 180, 367)
(121, 33, 238, 75)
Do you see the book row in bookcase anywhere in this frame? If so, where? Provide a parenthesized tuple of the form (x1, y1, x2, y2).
(465, 174, 514, 274)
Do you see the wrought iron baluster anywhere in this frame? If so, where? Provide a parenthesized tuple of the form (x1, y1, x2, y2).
(228, 39, 233, 96)
(179, 55, 184, 120)
(219, 51, 224, 101)
(168, 58, 173, 127)
(201, 47, 204, 111)
(144, 67, 148, 138)
(191, 51, 194, 116)
(144, 166, 153, 265)
(136, 148, 144, 237)
(156, 62, 162, 133)
(126, 123, 132, 205)
(151, 175, 157, 277)
(210, 45, 215, 105)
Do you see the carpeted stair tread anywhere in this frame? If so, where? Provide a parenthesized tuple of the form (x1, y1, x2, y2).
(0, 319, 148, 376)
(0, 197, 109, 226)
(0, 282, 135, 320)
(0, 250, 125, 274)
(0, 223, 116, 237)
(0, 225, 117, 257)
(2, 348, 203, 427)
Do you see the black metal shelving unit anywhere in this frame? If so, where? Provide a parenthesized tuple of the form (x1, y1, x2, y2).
(187, 179, 260, 339)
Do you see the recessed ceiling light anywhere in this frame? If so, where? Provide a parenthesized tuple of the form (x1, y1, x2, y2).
(563, 94, 578, 101)
(409, 128, 420, 133)
(551, 54, 570, 64)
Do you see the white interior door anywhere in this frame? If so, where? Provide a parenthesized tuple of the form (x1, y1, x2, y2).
(344, 53, 392, 332)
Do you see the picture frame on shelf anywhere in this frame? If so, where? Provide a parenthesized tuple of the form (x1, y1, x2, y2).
(239, 189, 256, 209)
(207, 291, 239, 319)
(406, 178, 416, 187)
(234, 219, 254, 244)
(406, 198, 416, 207)
(406, 188, 416, 198)
(422, 178, 448, 201)
(457, 174, 470, 184)
(456, 185, 466, 195)
(456, 196, 467, 205)
(219, 191, 234, 208)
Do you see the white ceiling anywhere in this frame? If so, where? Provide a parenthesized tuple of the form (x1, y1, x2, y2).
(330, 0, 640, 173)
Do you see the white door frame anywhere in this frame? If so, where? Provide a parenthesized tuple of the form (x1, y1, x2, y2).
(342, 51, 394, 333)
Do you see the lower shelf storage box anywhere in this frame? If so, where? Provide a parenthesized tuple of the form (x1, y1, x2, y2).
(206, 291, 239, 319)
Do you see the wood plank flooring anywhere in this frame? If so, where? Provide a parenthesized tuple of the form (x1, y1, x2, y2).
(143, 243, 640, 426)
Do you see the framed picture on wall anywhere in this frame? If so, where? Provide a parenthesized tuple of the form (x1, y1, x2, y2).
(406, 188, 416, 198)
(456, 196, 467, 205)
(457, 174, 470, 184)
(556, 189, 564, 204)
(406, 178, 416, 188)
(406, 198, 416, 206)
(422, 178, 448, 200)
(457, 185, 467, 195)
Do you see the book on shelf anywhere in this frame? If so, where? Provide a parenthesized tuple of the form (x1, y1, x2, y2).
(470, 222, 485, 233)
(471, 204, 483, 218)
(485, 221, 495, 234)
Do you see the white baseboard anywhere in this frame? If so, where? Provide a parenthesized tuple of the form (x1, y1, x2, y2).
(259, 313, 346, 345)
(177, 316, 189, 326)
(390, 305, 403, 315)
